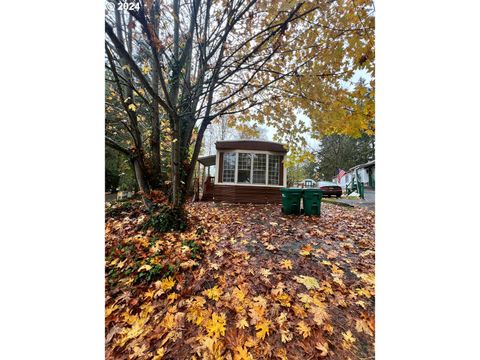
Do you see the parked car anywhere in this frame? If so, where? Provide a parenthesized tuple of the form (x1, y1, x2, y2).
(318, 181, 343, 198)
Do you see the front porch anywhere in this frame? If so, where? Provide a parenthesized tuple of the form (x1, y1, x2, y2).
(194, 154, 216, 201)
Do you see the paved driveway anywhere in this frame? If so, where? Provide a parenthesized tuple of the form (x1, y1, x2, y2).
(335, 188, 375, 211)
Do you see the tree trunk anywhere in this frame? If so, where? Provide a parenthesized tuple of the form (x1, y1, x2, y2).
(171, 114, 182, 208)
(150, 70, 162, 189)
(186, 119, 210, 193)
(131, 157, 153, 210)
(148, 4, 163, 190)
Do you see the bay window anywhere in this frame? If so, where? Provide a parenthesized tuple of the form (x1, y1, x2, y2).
(222, 152, 281, 185)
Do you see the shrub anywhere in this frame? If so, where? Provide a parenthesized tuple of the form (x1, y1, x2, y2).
(143, 205, 188, 233)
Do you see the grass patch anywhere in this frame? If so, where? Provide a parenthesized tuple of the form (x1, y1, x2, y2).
(322, 198, 354, 207)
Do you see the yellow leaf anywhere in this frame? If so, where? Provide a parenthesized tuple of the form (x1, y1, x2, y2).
(160, 277, 176, 291)
(276, 312, 288, 326)
(248, 305, 265, 323)
(105, 304, 119, 317)
(118, 321, 146, 346)
(130, 344, 146, 358)
(297, 293, 312, 304)
(309, 303, 329, 326)
(138, 264, 152, 272)
(356, 300, 367, 309)
(356, 318, 374, 336)
(280, 259, 293, 270)
(161, 312, 175, 330)
(323, 323, 334, 335)
(299, 244, 313, 256)
(255, 319, 271, 340)
(296, 321, 311, 338)
(274, 293, 291, 307)
(204, 312, 226, 338)
(203, 285, 223, 301)
(144, 289, 155, 299)
(186, 301, 209, 326)
(356, 287, 373, 298)
(292, 304, 307, 319)
(280, 328, 293, 343)
(232, 286, 247, 302)
(152, 347, 165, 360)
(315, 341, 329, 357)
(233, 345, 252, 360)
(342, 330, 356, 349)
(128, 103, 137, 112)
(294, 275, 320, 290)
(276, 348, 288, 360)
(236, 317, 249, 329)
(260, 268, 272, 278)
(167, 292, 179, 303)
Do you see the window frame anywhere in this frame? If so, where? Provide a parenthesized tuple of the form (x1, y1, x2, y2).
(251, 153, 267, 185)
(221, 152, 237, 183)
(217, 150, 283, 187)
(267, 154, 282, 186)
(237, 153, 252, 184)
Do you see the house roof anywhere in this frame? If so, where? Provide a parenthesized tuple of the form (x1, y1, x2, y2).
(215, 140, 287, 153)
(197, 154, 216, 167)
(349, 159, 375, 172)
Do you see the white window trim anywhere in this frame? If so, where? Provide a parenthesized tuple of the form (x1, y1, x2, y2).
(265, 154, 269, 185)
(234, 152, 239, 183)
(267, 153, 282, 186)
(219, 152, 237, 184)
(217, 149, 284, 187)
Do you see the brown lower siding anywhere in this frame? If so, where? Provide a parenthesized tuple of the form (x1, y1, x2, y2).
(213, 185, 282, 204)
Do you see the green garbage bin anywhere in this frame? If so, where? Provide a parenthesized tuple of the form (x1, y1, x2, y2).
(280, 188, 303, 215)
(303, 188, 323, 216)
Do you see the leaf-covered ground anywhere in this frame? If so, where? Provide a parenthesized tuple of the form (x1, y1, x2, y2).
(105, 201, 374, 360)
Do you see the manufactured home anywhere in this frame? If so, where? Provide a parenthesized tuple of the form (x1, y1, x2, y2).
(196, 140, 287, 203)
(334, 159, 375, 189)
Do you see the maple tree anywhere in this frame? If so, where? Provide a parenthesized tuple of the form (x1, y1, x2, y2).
(105, 0, 375, 210)
(105, 198, 375, 359)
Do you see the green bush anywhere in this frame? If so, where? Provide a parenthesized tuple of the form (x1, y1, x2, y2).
(182, 240, 202, 259)
(143, 205, 188, 233)
(134, 264, 164, 284)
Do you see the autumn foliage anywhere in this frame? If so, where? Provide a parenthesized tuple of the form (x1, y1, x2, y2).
(105, 200, 374, 359)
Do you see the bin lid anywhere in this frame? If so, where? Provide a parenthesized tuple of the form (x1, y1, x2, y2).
(303, 188, 323, 196)
(281, 188, 303, 193)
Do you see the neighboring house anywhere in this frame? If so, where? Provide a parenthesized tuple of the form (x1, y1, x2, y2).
(334, 160, 375, 189)
(294, 179, 317, 188)
(197, 140, 287, 203)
